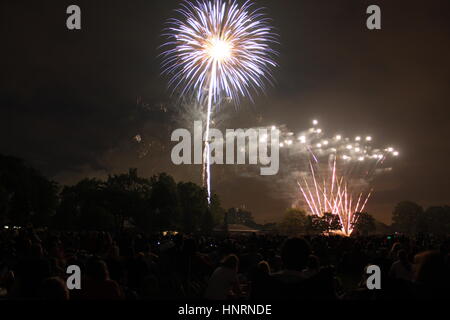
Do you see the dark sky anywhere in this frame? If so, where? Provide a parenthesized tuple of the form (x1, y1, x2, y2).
(1, 0, 449, 224)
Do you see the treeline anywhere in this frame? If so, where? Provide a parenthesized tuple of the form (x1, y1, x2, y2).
(0, 155, 224, 233)
(1, 155, 449, 236)
(276, 203, 450, 237)
(277, 209, 376, 236)
(392, 201, 450, 236)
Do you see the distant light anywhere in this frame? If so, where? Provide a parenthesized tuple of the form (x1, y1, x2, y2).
(280, 143, 284, 148)
(287, 140, 293, 146)
(323, 140, 329, 146)
(388, 147, 394, 152)
(355, 148, 361, 152)
(271, 126, 276, 131)
(317, 144, 322, 148)
(393, 151, 399, 157)
(336, 135, 342, 141)
(366, 136, 372, 142)
(312, 120, 319, 126)
(4, 226, 9, 230)
(346, 145, 353, 150)
(355, 136, 361, 142)
(358, 157, 365, 162)
(316, 129, 322, 134)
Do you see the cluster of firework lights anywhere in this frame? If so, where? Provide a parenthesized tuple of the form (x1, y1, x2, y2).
(161, 0, 278, 202)
(272, 120, 399, 236)
(160, 1, 399, 235)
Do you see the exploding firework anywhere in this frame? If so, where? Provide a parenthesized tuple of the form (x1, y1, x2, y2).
(161, 0, 278, 202)
(274, 120, 399, 236)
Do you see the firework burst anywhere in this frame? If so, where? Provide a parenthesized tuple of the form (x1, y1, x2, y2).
(161, 0, 278, 202)
(274, 120, 399, 236)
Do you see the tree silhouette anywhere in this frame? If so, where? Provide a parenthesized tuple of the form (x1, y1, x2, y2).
(149, 173, 181, 231)
(177, 182, 208, 233)
(352, 212, 376, 236)
(419, 206, 450, 236)
(103, 169, 151, 232)
(322, 213, 343, 233)
(0, 155, 58, 227)
(392, 201, 423, 235)
(278, 208, 308, 236)
(54, 178, 113, 231)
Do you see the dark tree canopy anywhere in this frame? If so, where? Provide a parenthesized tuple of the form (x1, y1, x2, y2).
(0, 155, 58, 227)
(392, 201, 423, 235)
(352, 212, 376, 236)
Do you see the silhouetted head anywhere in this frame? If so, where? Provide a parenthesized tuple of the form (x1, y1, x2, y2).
(397, 249, 408, 262)
(414, 251, 447, 286)
(30, 243, 43, 258)
(183, 238, 198, 255)
(441, 238, 450, 256)
(257, 261, 271, 274)
(40, 277, 70, 300)
(281, 238, 311, 271)
(86, 257, 110, 281)
(390, 242, 402, 255)
(221, 254, 239, 272)
(307, 255, 320, 270)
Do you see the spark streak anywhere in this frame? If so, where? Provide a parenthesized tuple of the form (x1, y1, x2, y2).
(161, 0, 277, 202)
(285, 120, 399, 236)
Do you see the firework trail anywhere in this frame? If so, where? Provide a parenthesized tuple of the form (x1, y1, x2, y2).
(232, 120, 397, 235)
(161, 0, 278, 202)
(277, 119, 398, 236)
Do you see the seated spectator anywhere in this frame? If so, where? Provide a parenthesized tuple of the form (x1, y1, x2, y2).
(389, 249, 413, 282)
(270, 238, 336, 300)
(413, 251, 450, 299)
(271, 238, 312, 284)
(40, 277, 70, 300)
(249, 261, 272, 300)
(9, 243, 51, 299)
(205, 254, 241, 300)
(303, 255, 321, 278)
(78, 257, 124, 300)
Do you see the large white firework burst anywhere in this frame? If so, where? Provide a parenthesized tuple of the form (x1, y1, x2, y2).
(161, 0, 278, 203)
(161, 0, 278, 103)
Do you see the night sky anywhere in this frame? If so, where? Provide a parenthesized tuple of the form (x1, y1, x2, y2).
(1, 0, 449, 224)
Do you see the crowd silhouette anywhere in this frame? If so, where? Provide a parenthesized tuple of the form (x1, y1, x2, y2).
(0, 228, 449, 300)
